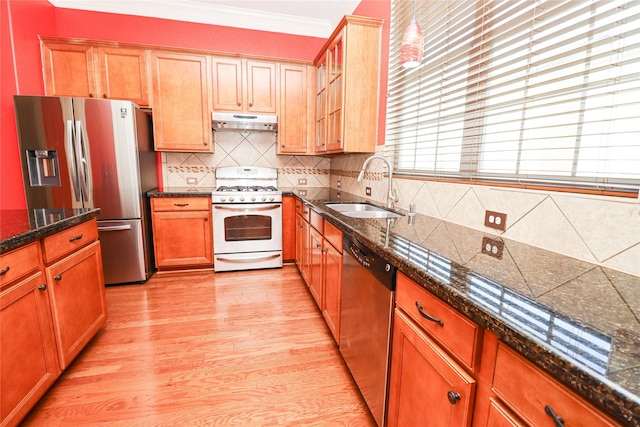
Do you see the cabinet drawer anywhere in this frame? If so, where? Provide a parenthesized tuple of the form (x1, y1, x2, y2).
(297, 202, 311, 223)
(310, 209, 323, 233)
(493, 343, 619, 427)
(42, 219, 98, 264)
(152, 197, 211, 212)
(323, 220, 342, 252)
(0, 242, 41, 289)
(396, 272, 481, 372)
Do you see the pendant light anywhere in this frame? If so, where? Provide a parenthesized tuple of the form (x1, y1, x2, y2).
(400, 0, 424, 68)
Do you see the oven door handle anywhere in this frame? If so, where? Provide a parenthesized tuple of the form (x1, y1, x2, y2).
(214, 205, 281, 212)
(215, 254, 281, 263)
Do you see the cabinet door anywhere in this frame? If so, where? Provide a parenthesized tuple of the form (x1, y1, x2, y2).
(1, 273, 60, 426)
(246, 60, 277, 113)
(314, 57, 327, 153)
(282, 196, 296, 261)
(211, 57, 243, 111)
(308, 227, 323, 309)
(41, 42, 97, 98)
(387, 310, 476, 427)
(46, 241, 107, 370)
(322, 242, 342, 343)
(152, 210, 213, 268)
(151, 52, 212, 152)
(326, 36, 344, 152)
(97, 47, 150, 106)
(296, 215, 310, 284)
(278, 64, 312, 154)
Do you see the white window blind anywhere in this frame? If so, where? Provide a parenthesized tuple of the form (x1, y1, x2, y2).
(384, 0, 640, 193)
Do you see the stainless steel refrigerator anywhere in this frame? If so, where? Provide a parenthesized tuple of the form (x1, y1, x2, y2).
(14, 95, 157, 285)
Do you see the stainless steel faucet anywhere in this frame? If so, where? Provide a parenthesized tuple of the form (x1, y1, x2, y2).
(357, 155, 397, 208)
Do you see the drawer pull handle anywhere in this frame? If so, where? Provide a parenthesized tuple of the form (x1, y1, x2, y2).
(38, 284, 47, 291)
(447, 391, 460, 405)
(69, 233, 83, 242)
(174, 203, 189, 207)
(0, 266, 9, 276)
(54, 274, 62, 281)
(415, 301, 444, 326)
(545, 405, 565, 427)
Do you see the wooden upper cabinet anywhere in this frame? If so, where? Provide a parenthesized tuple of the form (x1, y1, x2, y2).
(314, 16, 382, 154)
(97, 47, 150, 106)
(151, 51, 212, 152)
(41, 41, 97, 98)
(41, 38, 150, 106)
(211, 57, 276, 113)
(277, 63, 314, 155)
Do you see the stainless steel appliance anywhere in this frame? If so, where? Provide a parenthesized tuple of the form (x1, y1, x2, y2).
(14, 95, 157, 285)
(340, 234, 397, 427)
(212, 166, 282, 272)
(212, 112, 277, 132)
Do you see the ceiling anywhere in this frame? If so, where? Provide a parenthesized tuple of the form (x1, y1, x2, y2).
(47, 0, 363, 38)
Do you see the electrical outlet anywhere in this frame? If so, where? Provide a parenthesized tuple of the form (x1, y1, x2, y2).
(484, 210, 507, 231)
(365, 187, 372, 196)
(298, 190, 307, 196)
(337, 180, 341, 188)
(481, 237, 504, 259)
(298, 178, 307, 185)
(186, 177, 197, 185)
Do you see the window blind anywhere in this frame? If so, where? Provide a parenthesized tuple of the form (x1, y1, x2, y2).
(384, 0, 640, 193)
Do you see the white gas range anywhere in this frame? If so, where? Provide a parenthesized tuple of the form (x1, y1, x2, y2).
(212, 166, 283, 272)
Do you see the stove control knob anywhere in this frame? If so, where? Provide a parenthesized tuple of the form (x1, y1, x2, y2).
(251, 196, 256, 201)
(269, 197, 275, 202)
(229, 197, 235, 202)
(220, 197, 226, 202)
(240, 196, 245, 202)
(262, 196, 267, 201)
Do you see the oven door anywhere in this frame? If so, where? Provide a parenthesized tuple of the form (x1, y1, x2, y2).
(213, 202, 283, 255)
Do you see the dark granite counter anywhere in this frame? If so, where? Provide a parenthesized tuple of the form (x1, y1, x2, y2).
(0, 208, 101, 254)
(147, 187, 215, 197)
(291, 188, 639, 426)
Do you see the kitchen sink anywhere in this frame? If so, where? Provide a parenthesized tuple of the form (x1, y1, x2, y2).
(325, 203, 403, 219)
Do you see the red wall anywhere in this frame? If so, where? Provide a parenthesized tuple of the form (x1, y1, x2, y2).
(1, 0, 390, 211)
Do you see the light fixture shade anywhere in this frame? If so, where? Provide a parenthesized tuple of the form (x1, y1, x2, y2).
(400, 18, 423, 68)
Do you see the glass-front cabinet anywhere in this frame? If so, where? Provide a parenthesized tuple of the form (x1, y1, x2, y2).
(313, 16, 382, 154)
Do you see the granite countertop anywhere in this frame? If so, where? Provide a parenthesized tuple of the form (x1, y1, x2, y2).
(150, 185, 638, 424)
(292, 188, 639, 426)
(147, 187, 215, 197)
(0, 208, 101, 254)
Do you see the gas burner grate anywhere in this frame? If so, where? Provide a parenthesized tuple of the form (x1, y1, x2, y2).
(216, 185, 279, 192)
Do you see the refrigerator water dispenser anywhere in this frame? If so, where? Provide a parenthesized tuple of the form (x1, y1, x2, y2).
(27, 149, 61, 186)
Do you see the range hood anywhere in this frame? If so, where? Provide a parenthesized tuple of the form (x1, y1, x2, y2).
(212, 112, 278, 132)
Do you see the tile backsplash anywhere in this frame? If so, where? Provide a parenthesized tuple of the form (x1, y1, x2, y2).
(331, 150, 640, 278)
(161, 131, 330, 189)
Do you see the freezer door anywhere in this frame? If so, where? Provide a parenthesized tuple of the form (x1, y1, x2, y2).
(74, 98, 143, 219)
(97, 219, 150, 284)
(14, 96, 83, 210)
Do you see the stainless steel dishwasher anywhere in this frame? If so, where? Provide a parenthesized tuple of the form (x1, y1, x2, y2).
(340, 234, 397, 427)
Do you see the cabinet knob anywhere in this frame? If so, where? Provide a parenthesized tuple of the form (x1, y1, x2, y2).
(38, 284, 47, 291)
(249, 102, 253, 107)
(54, 274, 62, 281)
(89, 93, 94, 97)
(103, 93, 108, 98)
(237, 102, 241, 107)
(281, 144, 285, 148)
(447, 391, 460, 405)
(545, 405, 565, 427)
(0, 266, 9, 276)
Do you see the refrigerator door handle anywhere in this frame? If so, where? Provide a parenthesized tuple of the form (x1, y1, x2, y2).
(98, 224, 132, 232)
(75, 120, 91, 204)
(66, 119, 82, 202)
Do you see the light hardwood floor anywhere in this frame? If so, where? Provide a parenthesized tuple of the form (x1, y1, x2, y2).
(23, 265, 375, 426)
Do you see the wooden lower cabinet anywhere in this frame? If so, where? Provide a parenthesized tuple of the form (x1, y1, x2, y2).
(486, 398, 527, 427)
(387, 309, 476, 427)
(308, 227, 324, 308)
(1, 273, 59, 427)
(321, 238, 342, 343)
(282, 196, 296, 261)
(151, 197, 213, 269)
(45, 241, 107, 370)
